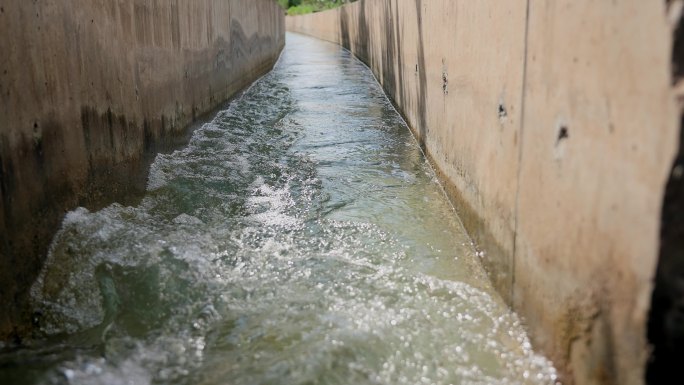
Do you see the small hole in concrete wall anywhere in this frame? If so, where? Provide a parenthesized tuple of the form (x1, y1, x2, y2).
(442, 72, 448, 95)
(33, 122, 39, 131)
(1, 7, 4, 13)
(498, 104, 507, 120)
(557, 125, 569, 144)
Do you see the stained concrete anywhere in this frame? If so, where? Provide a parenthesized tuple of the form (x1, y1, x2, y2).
(0, 0, 284, 341)
(287, 1, 680, 384)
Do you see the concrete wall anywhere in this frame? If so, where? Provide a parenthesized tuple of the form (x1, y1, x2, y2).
(0, 0, 284, 340)
(287, 1, 680, 384)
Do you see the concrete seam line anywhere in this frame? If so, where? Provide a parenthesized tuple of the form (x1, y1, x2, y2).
(512, 0, 532, 305)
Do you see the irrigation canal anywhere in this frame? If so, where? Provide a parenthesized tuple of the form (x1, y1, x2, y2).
(0, 33, 557, 385)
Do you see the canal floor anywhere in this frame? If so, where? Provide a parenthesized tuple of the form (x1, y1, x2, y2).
(0, 33, 557, 385)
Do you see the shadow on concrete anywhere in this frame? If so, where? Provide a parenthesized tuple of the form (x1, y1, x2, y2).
(647, 3, 684, 382)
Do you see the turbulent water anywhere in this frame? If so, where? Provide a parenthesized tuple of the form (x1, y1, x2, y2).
(0, 33, 557, 385)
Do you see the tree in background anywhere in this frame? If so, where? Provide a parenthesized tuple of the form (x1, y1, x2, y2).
(278, 0, 356, 15)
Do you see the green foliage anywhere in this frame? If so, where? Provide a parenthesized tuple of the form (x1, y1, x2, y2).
(287, 4, 317, 15)
(282, 0, 354, 16)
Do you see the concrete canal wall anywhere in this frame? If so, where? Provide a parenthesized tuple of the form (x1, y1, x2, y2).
(287, 1, 682, 384)
(0, 0, 284, 340)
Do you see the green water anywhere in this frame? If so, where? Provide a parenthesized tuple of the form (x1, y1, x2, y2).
(0, 33, 557, 385)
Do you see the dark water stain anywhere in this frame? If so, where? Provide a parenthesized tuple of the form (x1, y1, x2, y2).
(0, 96, 265, 345)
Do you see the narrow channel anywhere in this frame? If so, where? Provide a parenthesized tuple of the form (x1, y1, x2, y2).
(0, 33, 557, 385)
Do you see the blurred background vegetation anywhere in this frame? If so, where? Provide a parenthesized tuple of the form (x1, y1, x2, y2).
(277, 0, 356, 16)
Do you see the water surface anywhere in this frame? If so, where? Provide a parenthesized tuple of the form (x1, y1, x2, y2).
(0, 33, 556, 385)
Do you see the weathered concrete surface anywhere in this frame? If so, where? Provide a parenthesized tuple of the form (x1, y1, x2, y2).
(0, 0, 284, 341)
(287, 1, 680, 384)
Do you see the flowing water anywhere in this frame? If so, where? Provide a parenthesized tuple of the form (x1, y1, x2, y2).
(0, 33, 557, 385)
